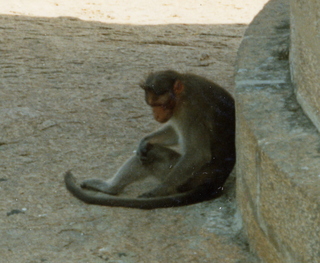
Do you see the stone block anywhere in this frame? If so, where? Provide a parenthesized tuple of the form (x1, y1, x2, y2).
(290, 0, 320, 132)
(235, 0, 320, 262)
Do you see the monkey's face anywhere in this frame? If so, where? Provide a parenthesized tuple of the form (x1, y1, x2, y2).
(152, 105, 174, 123)
(145, 91, 176, 123)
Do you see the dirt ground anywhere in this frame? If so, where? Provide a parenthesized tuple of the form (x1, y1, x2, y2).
(0, 1, 268, 262)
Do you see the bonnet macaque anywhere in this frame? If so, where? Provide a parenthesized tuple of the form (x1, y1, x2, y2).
(65, 70, 235, 209)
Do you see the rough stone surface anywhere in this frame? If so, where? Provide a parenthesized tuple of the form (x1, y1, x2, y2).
(235, 0, 320, 262)
(0, 1, 269, 262)
(290, 0, 320, 133)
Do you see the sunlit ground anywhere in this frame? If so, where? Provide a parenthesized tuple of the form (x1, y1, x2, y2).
(1, 0, 269, 24)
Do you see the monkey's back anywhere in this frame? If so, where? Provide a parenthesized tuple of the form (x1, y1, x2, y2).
(183, 73, 236, 172)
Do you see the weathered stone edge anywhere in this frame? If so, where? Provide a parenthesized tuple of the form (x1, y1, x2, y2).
(235, 0, 320, 262)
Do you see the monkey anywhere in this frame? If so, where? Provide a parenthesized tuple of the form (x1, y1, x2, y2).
(64, 70, 235, 209)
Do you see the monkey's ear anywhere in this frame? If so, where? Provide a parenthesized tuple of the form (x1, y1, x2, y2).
(173, 80, 184, 95)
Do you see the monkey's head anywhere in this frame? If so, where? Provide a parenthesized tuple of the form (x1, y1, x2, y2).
(140, 70, 184, 123)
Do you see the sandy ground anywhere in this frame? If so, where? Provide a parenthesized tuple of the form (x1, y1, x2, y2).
(0, 1, 268, 262)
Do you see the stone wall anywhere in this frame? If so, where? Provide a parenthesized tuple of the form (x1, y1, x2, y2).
(235, 0, 320, 262)
(290, 0, 320, 132)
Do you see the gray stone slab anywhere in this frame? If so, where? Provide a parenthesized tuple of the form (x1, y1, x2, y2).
(235, 0, 320, 262)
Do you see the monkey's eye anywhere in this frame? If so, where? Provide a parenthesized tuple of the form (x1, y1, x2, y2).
(154, 88, 173, 96)
(146, 87, 167, 96)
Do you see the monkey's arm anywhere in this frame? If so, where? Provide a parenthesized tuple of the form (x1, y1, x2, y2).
(141, 129, 212, 197)
(138, 125, 178, 164)
(141, 124, 178, 146)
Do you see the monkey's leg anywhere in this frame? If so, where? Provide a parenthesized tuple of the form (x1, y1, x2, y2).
(137, 144, 182, 197)
(81, 155, 149, 195)
(81, 144, 180, 195)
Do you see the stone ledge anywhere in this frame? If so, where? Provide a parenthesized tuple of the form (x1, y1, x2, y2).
(235, 0, 320, 262)
(290, 0, 320, 133)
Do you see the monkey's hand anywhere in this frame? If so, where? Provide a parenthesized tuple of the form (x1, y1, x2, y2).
(137, 140, 154, 164)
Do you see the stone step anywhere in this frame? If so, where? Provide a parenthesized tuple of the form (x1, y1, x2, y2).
(235, 0, 320, 262)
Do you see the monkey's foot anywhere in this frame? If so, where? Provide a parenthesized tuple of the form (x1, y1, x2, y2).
(81, 179, 118, 195)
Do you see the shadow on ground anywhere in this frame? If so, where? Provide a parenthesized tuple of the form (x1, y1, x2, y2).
(0, 15, 256, 262)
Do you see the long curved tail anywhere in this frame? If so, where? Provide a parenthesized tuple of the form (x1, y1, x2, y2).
(64, 171, 222, 209)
